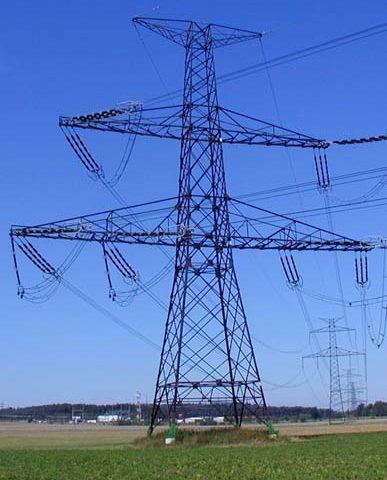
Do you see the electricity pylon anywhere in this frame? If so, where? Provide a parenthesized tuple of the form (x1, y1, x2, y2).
(343, 369, 365, 413)
(303, 318, 364, 423)
(11, 18, 379, 433)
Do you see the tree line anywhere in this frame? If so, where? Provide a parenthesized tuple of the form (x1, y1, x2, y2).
(0, 401, 385, 423)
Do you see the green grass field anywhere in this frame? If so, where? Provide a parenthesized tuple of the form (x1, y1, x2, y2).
(0, 427, 386, 480)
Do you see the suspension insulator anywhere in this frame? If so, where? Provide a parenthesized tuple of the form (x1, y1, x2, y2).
(17, 286, 25, 299)
(313, 147, 331, 191)
(355, 252, 369, 286)
(280, 251, 301, 287)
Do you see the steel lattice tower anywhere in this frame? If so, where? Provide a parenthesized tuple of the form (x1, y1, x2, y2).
(10, 17, 382, 433)
(304, 318, 364, 423)
(343, 369, 364, 412)
(140, 20, 267, 430)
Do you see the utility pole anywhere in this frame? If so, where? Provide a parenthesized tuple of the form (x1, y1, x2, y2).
(304, 318, 364, 423)
(10, 17, 380, 434)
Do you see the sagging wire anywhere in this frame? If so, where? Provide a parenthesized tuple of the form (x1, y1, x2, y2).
(102, 241, 140, 307)
(301, 353, 332, 407)
(11, 234, 161, 350)
(62, 120, 176, 297)
(313, 141, 387, 207)
(134, 21, 170, 95)
(314, 151, 356, 351)
(102, 207, 174, 304)
(302, 308, 330, 398)
(236, 166, 387, 204)
(12, 236, 235, 370)
(62, 127, 245, 318)
(264, 365, 317, 391)
(313, 144, 386, 350)
(302, 360, 328, 407)
(261, 35, 335, 403)
(11, 235, 86, 303)
(107, 108, 142, 187)
(356, 250, 387, 349)
(102, 233, 170, 307)
(368, 306, 387, 348)
(277, 250, 329, 396)
(60, 278, 161, 351)
(260, 37, 330, 378)
(355, 251, 370, 403)
(138, 21, 387, 108)
(330, 172, 387, 205)
(373, 247, 387, 346)
(61, 125, 102, 179)
(313, 142, 385, 399)
(60, 103, 142, 186)
(297, 287, 387, 308)
(253, 335, 310, 355)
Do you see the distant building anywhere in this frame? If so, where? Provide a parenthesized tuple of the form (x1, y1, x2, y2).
(71, 415, 83, 424)
(97, 414, 120, 423)
(184, 417, 205, 425)
(213, 416, 225, 424)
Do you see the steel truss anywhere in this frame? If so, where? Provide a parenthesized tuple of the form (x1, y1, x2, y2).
(10, 17, 382, 433)
(303, 318, 364, 423)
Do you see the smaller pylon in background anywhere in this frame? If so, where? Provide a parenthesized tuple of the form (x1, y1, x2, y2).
(303, 318, 364, 424)
(136, 391, 142, 423)
(342, 369, 365, 414)
(71, 404, 85, 424)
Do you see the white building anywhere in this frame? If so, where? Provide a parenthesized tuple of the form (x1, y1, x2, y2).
(97, 414, 120, 423)
(213, 416, 225, 424)
(184, 416, 205, 425)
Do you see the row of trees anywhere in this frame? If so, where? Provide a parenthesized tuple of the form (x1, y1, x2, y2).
(1, 401, 386, 423)
(356, 401, 387, 417)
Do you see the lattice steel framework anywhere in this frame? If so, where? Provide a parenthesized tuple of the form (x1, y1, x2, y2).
(343, 369, 365, 412)
(10, 18, 383, 433)
(304, 318, 364, 423)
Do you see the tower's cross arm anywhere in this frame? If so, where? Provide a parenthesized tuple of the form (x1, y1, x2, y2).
(10, 199, 377, 252)
(132, 17, 263, 48)
(60, 103, 326, 148)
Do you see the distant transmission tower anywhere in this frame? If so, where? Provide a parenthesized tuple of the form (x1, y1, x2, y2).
(343, 368, 365, 413)
(304, 318, 364, 423)
(136, 391, 142, 423)
(10, 18, 379, 433)
(71, 404, 85, 423)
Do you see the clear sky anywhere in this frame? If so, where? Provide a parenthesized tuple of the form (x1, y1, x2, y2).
(1, 0, 387, 409)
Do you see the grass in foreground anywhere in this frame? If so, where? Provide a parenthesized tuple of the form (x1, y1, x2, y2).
(0, 431, 387, 479)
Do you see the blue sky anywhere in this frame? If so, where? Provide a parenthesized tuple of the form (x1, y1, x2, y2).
(1, 0, 387, 408)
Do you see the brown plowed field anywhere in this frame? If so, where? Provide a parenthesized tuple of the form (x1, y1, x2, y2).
(0, 418, 387, 449)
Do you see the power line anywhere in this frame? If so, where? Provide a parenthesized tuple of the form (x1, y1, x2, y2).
(139, 21, 387, 107)
(11, 16, 387, 433)
(61, 278, 161, 351)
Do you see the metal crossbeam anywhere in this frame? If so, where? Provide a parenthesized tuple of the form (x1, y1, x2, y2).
(133, 17, 263, 48)
(60, 104, 325, 148)
(303, 318, 364, 423)
(10, 17, 379, 433)
(11, 197, 372, 252)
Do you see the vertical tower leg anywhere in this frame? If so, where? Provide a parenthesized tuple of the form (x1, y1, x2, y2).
(149, 23, 266, 432)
